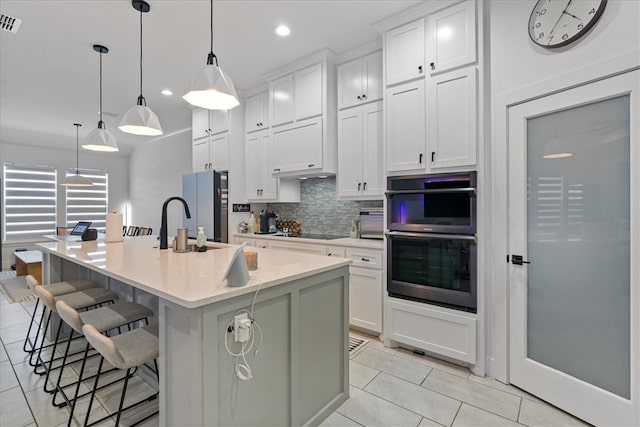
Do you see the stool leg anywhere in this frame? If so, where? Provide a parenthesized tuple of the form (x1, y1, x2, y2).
(83, 356, 104, 427)
(114, 367, 133, 427)
(66, 342, 90, 426)
(40, 318, 64, 387)
(51, 328, 75, 407)
(30, 310, 52, 368)
(22, 298, 42, 353)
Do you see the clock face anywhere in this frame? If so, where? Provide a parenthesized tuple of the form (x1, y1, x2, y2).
(529, 0, 607, 48)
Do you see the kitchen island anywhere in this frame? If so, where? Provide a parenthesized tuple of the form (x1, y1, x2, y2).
(37, 236, 350, 426)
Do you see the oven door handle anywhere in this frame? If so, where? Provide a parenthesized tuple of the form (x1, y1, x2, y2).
(385, 188, 476, 197)
(385, 231, 477, 243)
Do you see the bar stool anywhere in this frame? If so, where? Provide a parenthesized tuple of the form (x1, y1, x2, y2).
(53, 300, 153, 417)
(23, 275, 100, 354)
(83, 323, 159, 427)
(32, 285, 119, 391)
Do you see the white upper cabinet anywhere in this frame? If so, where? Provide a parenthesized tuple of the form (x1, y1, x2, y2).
(270, 74, 294, 127)
(429, 67, 477, 168)
(385, 19, 425, 86)
(192, 108, 210, 140)
(294, 63, 323, 121)
(210, 109, 229, 135)
(338, 51, 383, 110)
(427, 0, 476, 75)
(209, 133, 229, 171)
(245, 92, 269, 132)
(386, 80, 426, 173)
(338, 101, 383, 199)
(192, 139, 209, 172)
(271, 117, 323, 174)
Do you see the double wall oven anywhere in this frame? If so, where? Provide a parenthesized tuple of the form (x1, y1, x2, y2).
(386, 172, 477, 312)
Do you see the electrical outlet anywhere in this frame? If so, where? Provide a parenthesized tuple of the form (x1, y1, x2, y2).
(234, 313, 251, 343)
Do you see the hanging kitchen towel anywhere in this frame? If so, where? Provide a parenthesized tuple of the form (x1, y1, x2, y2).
(105, 212, 124, 242)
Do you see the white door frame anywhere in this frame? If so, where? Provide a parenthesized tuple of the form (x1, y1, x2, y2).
(486, 50, 640, 383)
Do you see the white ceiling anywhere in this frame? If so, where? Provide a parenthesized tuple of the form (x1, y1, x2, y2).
(0, 0, 421, 155)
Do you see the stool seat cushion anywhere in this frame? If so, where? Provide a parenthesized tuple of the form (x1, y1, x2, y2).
(82, 323, 159, 370)
(56, 300, 154, 334)
(35, 286, 119, 312)
(26, 275, 98, 295)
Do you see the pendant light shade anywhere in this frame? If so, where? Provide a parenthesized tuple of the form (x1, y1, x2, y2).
(83, 44, 119, 152)
(62, 124, 93, 187)
(119, 0, 163, 136)
(183, 0, 239, 110)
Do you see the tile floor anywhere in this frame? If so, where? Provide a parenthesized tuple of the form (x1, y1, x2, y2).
(0, 290, 590, 427)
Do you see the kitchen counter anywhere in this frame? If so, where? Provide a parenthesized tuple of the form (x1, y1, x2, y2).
(234, 232, 384, 250)
(37, 236, 350, 426)
(37, 236, 350, 308)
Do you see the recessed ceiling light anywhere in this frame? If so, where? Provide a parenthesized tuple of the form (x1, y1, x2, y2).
(161, 89, 173, 96)
(275, 25, 290, 37)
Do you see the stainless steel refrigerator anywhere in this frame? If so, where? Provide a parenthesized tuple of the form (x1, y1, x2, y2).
(182, 170, 228, 242)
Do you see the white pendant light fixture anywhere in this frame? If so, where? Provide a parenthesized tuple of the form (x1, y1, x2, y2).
(118, 0, 163, 136)
(183, 0, 239, 110)
(83, 44, 119, 152)
(62, 124, 93, 187)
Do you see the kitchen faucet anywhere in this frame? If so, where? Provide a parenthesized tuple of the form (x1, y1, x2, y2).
(160, 196, 192, 250)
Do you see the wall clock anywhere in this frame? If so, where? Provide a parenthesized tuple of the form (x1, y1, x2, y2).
(528, 0, 607, 48)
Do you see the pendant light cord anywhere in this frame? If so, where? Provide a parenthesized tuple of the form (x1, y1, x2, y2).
(99, 51, 104, 126)
(75, 124, 80, 175)
(138, 6, 145, 105)
(207, 0, 218, 66)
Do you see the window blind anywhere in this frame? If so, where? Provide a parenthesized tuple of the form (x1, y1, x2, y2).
(65, 169, 108, 232)
(2, 163, 57, 242)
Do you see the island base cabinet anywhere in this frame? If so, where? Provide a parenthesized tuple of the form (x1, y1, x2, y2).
(159, 267, 349, 426)
(385, 297, 476, 365)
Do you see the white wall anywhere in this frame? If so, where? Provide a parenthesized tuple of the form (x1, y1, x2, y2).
(0, 141, 129, 268)
(486, 0, 640, 381)
(128, 129, 192, 234)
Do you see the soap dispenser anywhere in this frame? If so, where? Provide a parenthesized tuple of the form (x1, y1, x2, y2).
(196, 227, 207, 247)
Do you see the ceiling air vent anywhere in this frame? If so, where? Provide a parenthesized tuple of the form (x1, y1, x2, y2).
(0, 13, 22, 34)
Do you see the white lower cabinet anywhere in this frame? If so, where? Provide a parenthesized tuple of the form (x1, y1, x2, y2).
(266, 240, 326, 256)
(350, 267, 383, 334)
(385, 297, 476, 364)
(233, 237, 257, 247)
(325, 246, 346, 258)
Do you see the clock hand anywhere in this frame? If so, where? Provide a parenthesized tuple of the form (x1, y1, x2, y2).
(563, 10, 581, 20)
(548, 0, 573, 39)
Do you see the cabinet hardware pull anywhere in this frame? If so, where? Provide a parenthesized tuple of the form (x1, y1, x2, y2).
(430, 62, 435, 70)
(510, 255, 531, 265)
(257, 123, 260, 127)
(260, 122, 263, 126)
(260, 189, 263, 195)
(327, 253, 332, 256)
(362, 94, 367, 99)
(363, 182, 367, 191)
(308, 164, 315, 168)
(431, 152, 435, 162)
(357, 95, 362, 100)
(256, 189, 259, 196)
(361, 257, 370, 262)
(273, 168, 280, 172)
(358, 183, 361, 191)
(418, 65, 423, 73)
(419, 153, 423, 164)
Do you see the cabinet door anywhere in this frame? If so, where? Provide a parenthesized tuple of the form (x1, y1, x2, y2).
(325, 246, 347, 258)
(270, 74, 294, 127)
(386, 19, 425, 86)
(245, 134, 263, 200)
(386, 80, 426, 172)
(209, 133, 229, 171)
(338, 109, 364, 198)
(259, 91, 270, 129)
(338, 58, 364, 110)
(427, 0, 476, 74)
(246, 92, 268, 132)
(192, 139, 210, 172)
(429, 67, 477, 168)
(210, 109, 229, 134)
(192, 108, 210, 140)
(260, 133, 278, 200)
(349, 266, 383, 333)
(361, 101, 384, 197)
(272, 118, 323, 173)
(294, 63, 323, 121)
(363, 51, 383, 103)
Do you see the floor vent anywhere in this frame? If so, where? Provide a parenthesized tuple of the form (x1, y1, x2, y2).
(1, 13, 22, 34)
(348, 335, 368, 355)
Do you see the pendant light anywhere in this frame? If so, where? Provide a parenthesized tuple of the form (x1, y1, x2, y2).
(182, 0, 239, 110)
(83, 44, 118, 152)
(62, 124, 93, 187)
(118, 0, 163, 136)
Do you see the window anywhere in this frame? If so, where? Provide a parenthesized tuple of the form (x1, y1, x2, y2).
(2, 163, 57, 242)
(65, 169, 108, 232)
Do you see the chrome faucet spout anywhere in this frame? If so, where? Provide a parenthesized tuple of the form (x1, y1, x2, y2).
(160, 196, 191, 249)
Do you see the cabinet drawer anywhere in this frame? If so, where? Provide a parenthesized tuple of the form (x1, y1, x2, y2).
(346, 249, 382, 269)
(267, 240, 325, 255)
(234, 237, 256, 247)
(325, 246, 346, 258)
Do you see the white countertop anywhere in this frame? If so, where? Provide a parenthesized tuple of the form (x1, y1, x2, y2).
(37, 236, 350, 309)
(234, 233, 384, 250)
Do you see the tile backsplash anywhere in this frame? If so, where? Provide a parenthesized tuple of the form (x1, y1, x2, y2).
(267, 177, 382, 236)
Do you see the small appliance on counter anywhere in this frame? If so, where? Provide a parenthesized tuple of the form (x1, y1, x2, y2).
(257, 211, 277, 234)
(359, 208, 383, 240)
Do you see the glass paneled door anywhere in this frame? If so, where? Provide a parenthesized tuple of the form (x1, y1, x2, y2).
(508, 70, 639, 426)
